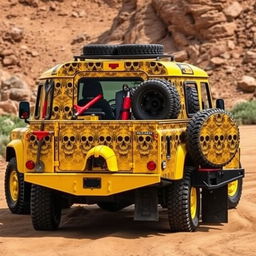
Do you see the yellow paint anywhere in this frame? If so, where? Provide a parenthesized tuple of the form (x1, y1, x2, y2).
(9, 50, 242, 199)
(85, 145, 118, 172)
(24, 173, 161, 196)
(7, 140, 24, 173)
(9, 170, 19, 201)
(190, 187, 197, 219)
(228, 180, 238, 197)
(173, 144, 187, 180)
(199, 112, 239, 166)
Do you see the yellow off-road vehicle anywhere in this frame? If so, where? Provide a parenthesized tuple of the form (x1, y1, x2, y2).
(5, 44, 244, 232)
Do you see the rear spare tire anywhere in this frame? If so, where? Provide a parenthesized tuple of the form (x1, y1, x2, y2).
(83, 44, 118, 56)
(186, 109, 239, 168)
(117, 44, 164, 56)
(132, 79, 181, 120)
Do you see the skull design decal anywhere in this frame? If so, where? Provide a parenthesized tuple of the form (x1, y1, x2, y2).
(28, 134, 51, 155)
(63, 82, 73, 99)
(61, 135, 77, 156)
(199, 134, 211, 156)
(147, 62, 167, 75)
(116, 134, 131, 155)
(80, 135, 94, 154)
(137, 135, 153, 155)
(125, 62, 141, 71)
(97, 135, 112, 146)
(85, 62, 103, 71)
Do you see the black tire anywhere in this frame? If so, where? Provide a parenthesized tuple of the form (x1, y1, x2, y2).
(167, 167, 200, 232)
(117, 44, 164, 55)
(97, 202, 128, 212)
(132, 79, 181, 120)
(83, 44, 118, 55)
(61, 197, 73, 209)
(31, 184, 62, 230)
(185, 86, 200, 114)
(4, 157, 30, 214)
(186, 109, 239, 168)
(228, 178, 243, 209)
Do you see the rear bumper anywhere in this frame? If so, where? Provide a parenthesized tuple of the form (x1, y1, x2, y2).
(24, 172, 161, 196)
(192, 168, 244, 190)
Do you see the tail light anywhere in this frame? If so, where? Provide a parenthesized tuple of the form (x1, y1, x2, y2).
(147, 161, 156, 171)
(26, 160, 35, 170)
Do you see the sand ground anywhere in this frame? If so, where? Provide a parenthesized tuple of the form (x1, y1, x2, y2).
(0, 126, 255, 256)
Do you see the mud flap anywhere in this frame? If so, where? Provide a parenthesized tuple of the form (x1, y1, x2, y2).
(134, 187, 159, 221)
(202, 185, 228, 223)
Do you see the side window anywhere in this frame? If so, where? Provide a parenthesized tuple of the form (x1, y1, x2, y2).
(34, 80, 54, 120)
(34, 84, 43, 119)
(200, 82, 212, 109)
(184, 81, 200, 116)
(44, 80, 54, 119)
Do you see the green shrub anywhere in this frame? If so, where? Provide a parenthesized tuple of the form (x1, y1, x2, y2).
(0, 115, 27, 156)
(231, 100, 256, 125)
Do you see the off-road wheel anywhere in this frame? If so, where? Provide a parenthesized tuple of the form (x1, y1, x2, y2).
(132, 79, 180, 120)
(4, 157, 30, 214)
(167, 167, 200, 232)
(228, 178, 243, 209)
(31, 184, 62, 230)
(83, 44, 118, 55)
(185, 86, 200, 114)
(97, 202, 129, 212)
(117, 44, 164, 56)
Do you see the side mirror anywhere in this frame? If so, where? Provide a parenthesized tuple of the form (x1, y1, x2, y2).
(216, 99, 225, 110)
(19, 101, 30, 120)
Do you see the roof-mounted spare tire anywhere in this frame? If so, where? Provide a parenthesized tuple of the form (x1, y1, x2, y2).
(186, 109, 239, 168)
(83, 44, 118, 56)
(132, 79, 181, 120)
(117, 44, 164, 56)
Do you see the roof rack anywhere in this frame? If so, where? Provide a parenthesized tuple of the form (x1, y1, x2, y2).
(73, 54, 175, 61)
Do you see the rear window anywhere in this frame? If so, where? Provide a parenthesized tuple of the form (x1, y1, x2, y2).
(78, 78, 142, 103)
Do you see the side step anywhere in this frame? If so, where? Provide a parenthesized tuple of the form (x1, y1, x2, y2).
(134, 187, 159, 221)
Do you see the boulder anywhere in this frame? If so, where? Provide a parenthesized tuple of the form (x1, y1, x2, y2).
(243, 51, 256, 64)
(209, 43, 227, 57)
(173, 50, 188, 62)
(0, 100, 18, 115)
(223, 2, 243, 20)
(8, 26, 24, 42)
(18, 0, 39, 7)
(0, 69, 11, 83)
(9, 88, 31, 101)
(2, 75, 29, 90)
(2, 55, 18, 66)
(210, 57, 225, 66)
(237, 76, 256, 93)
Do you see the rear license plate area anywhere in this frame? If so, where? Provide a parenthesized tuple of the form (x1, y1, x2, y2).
(83, 178, 101, 189)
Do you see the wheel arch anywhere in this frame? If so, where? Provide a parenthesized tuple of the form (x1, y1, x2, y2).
(6, 140, 24, 173)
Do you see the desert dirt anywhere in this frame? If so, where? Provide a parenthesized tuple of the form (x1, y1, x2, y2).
(0, 125, 255, 256)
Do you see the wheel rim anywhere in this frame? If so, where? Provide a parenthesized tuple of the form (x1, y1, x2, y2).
(9, 170, 19, 201)
(228, 180, 238, 197)
(141, 90, 166, 116)
(190, 187, 197, 219)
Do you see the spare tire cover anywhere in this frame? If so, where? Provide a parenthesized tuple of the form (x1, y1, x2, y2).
(186, 109, 240, 168)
